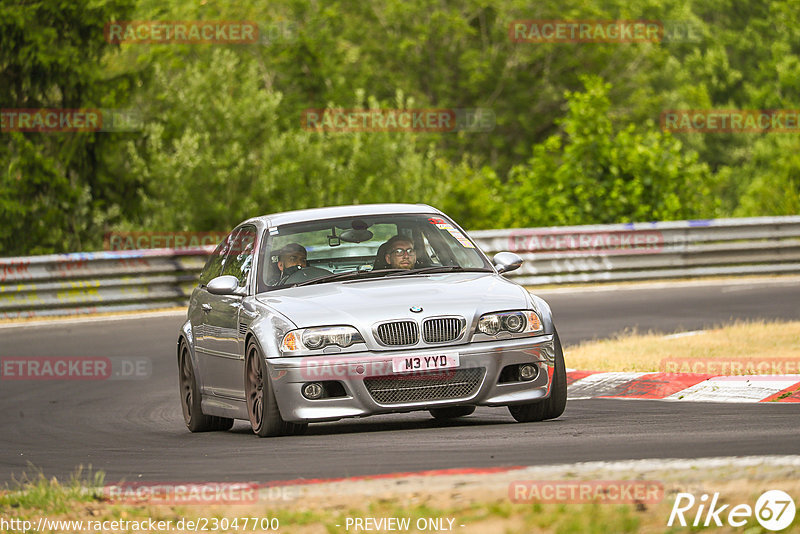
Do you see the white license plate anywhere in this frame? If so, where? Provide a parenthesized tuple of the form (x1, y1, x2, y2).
(391, 353, 460, 373)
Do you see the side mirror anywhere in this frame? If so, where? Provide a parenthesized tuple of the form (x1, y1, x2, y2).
(206, 275, 243, 296)
(493, 252, 523, 274)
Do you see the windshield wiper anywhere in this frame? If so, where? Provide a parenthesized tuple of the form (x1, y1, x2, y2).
(293, 268, 407, 287)
(387, 265, 494, 276)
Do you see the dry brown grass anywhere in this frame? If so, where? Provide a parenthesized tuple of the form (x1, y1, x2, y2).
(564, 320, 800, 373)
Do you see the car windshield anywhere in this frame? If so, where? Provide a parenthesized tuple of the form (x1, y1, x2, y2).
(257, 213, 493, 292)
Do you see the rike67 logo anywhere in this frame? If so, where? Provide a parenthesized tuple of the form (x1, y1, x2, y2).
(668, 490, 796, 531)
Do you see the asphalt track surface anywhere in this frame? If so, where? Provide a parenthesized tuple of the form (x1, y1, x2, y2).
(1, 278, 798, 484)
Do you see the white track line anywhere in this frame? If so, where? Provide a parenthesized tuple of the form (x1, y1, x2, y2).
(0, 309, 186, 329)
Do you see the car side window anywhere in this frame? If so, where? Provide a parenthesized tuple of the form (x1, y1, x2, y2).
(198, 237, 230, 287)
(221, 225, 256, 287)
(418, 232, 440, 265)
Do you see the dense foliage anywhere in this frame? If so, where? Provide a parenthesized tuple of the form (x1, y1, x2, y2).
(1, 0, 798, 255)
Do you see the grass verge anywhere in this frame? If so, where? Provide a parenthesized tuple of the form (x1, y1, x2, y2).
(563, 320, 800, 374)
(2, 459, 799, 533)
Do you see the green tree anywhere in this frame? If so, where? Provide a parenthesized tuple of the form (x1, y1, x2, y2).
(125, 49, 468, 231)
(733, 136, 800, 217)
(6, 0, 800, 256)
(0, 0, 136, 255)
(504, 76, 718, 227)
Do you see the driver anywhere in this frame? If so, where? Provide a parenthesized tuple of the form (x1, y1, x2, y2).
(383, 235, 416, 270)
(277, 243, 308, 275)
(276, 243, 330, 284)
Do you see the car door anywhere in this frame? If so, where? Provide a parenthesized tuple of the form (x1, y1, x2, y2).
(198, 225, 256, 400)
(192, 236, 230, 396)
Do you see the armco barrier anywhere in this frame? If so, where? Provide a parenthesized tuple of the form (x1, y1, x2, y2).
(469, 215, 800, 285)
(0, 248, 208, 319)
(1, 216, 799, 318)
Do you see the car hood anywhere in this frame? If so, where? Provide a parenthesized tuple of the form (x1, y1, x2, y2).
(255, 272, 529, 328)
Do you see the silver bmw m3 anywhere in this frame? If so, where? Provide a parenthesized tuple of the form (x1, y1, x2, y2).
(177, 204, 566, 437)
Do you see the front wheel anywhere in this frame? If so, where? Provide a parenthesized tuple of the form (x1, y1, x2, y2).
(245, 340, 307, 437)
(178, 340, 233, 432)
(508, 330, 567, 423)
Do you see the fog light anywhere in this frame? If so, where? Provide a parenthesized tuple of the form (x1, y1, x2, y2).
(302, 382, 325, 399)
(519, 364, 538, 381)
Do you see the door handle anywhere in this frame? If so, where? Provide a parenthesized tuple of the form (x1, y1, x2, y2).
(201, 303, 212, 312)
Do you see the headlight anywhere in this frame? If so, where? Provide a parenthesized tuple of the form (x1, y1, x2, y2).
(478, 314, 501, 335)
(477, 311, 542, 336)
(281, 326, 364, 352)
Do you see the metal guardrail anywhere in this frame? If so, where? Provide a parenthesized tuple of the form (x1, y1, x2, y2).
(2, 216, 799, 319)
(469, 215, 800, 285)
(0, 249, 208, 319)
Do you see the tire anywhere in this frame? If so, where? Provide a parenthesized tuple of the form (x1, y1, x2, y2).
(508, 329, 567, 423)
(178, 340, 234, 432)
(245, 340, 307, 437)
(429, 406, 476, 420)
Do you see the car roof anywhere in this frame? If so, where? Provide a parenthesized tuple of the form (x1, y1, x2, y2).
(241, 203, 444, 228)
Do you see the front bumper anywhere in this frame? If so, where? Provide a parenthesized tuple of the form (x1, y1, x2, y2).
(267, 334, 555, 422)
